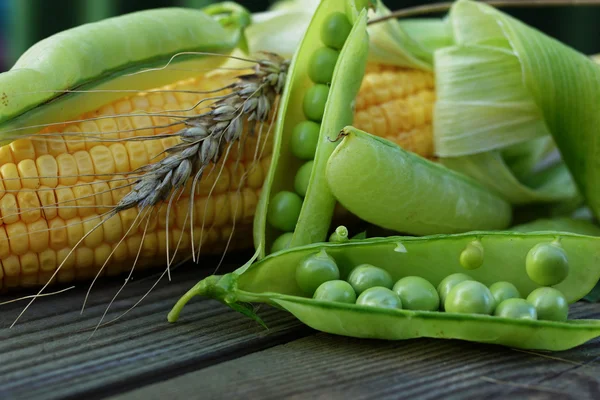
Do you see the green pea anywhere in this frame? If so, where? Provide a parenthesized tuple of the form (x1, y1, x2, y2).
(437, 273, 474, 310)
(392, 276, 439, 311)
(296, 249, 340, 295)
(489, 281, 521, 305)
(526, 287, 569, 322)
(320, 12, 352, 50)
(494, 298, 537, 320)
(303, 84, 329, 122)
(267, 191, 303, 231)
(329, 225, 349, 243)
(526, 242, 569, 286)
(460, 240, 484, 270)
(308, 47, 339, 84)
(445, 281, 495, 315)
(347, 264, 394, 295)
(290, 121, 320, 160)
(294, 161, 314, 197)
(356, 287, 402, 310)
(270, 232, 294, 254)
(313, 280, 356, 304)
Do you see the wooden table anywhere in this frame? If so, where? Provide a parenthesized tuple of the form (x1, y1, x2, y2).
(2, 257, 600, 400)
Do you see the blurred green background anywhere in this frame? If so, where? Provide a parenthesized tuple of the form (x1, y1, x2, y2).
(0, 0, 599, 72)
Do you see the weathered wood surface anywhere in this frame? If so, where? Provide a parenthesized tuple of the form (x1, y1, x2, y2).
(2, 259, 600, 400)
(0, 259, 310, 400)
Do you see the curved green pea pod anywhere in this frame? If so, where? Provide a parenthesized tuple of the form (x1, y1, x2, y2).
(253, 0, 369, 258)
(0, 4, 249, 138)
(325, 126, 512, 235)
(170, 232, 600, 351)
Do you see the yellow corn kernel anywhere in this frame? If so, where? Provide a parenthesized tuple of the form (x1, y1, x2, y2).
(125, 140, 149, 171)
(0, 226, 9, 258)
(102, 213, 123, 244)
(194, 195, 215, 226)
(65, 216, 84, 248)
(91, 181, 113, 213)
(130, 113, 154, 137)
(1, 163, 21, 192)
(119, 207, 139, 234)
(0, 194, 19, 224)
(36, 155, 59, 188)
(17, 190, 41, 224)
(18, 159, 40, 189)
(39, 249, 57, 272)
(0, 145, 14, 165)
(90, 145, 116, 179)
(56, 154, 79, 186)
(7, 222, 29, 256)
(2, 255, 20, 277)
(80, 120, 101, 151)
(141, 232, 158, 258)
(144, 138, 165, 163)
(75, 247, 95, 274)
(38, 186, 58, 220)
(55, 185, 78, 220)
(63, 124, 87, 153)
(108, 174, 129, 204)
(72, 184, 95, 218)
(109, 143, 131, 173)
(28, 219, 49, 253)
(94, 243, 112, 269)
(73, 151, 95, 183)
(82, 216, 104, 248)
(111, 241, 128, 263)
(10, 139, 35, 163)
(48, 218, 68, 250)
(20, 252, 39, 275)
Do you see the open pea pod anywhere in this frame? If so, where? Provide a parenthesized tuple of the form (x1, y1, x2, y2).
(253, 0, 370, 258)
(170, 232, 600, 351)
(325, 126, 512, 235)
(0, 4, 249, 138)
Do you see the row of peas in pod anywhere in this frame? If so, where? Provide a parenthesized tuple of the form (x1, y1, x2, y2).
(267, 12, 354, 253)
(296, 249, 570, 322)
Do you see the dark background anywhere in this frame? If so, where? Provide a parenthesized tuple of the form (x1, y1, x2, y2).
(0, 0, 599, 72)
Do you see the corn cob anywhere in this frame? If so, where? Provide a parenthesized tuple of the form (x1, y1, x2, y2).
(0, 63, 435, 291)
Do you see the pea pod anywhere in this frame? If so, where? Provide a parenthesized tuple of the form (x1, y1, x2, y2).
(253, 0, 370, 257)
(170, 232, 600, 350)
(325, 126, 512, 235)
(0, 4, 249, 138)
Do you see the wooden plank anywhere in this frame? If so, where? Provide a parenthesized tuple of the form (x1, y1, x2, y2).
(113, 303, 600, 400)
(0, 259, 310, 400)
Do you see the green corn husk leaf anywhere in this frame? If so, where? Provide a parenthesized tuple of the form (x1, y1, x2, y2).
(451, 0, 600, 219)
(432, 0, 599, 207)
(244, 0, 320, 58)
(433, 45, 550, 156)
(440, 149, 581, 205)
(366, 0, 452, 70)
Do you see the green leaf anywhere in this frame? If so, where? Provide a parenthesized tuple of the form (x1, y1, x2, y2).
(228, 302, 268, 329)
